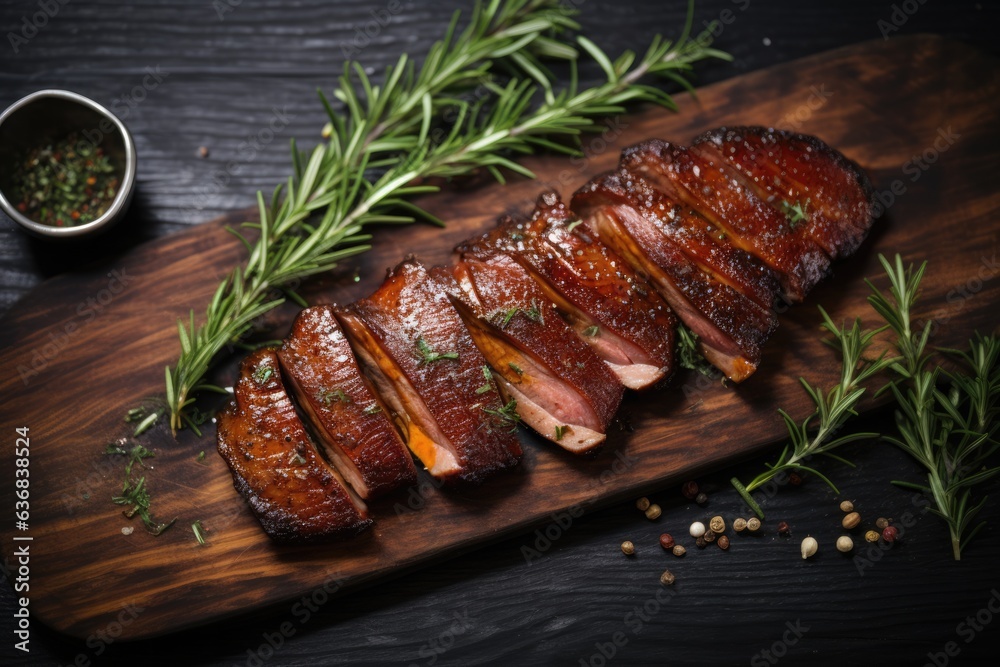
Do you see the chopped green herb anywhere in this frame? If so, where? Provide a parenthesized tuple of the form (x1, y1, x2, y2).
(475, 384, 492, 394)
(508, 362, 524, 376)
(196, 450, 206, 462)
(566, 219, 583, 232)
(583, 325, 600, 337)
(192, 520, 206, 546)
(124, 407, 146, 422)
(554, 425, 567, 441)
(252, 365, 274, 384)
(318, 387, 352, 405)
(524, 299, 545, 324)
(501, 307, 520, 327)
(363, 403, 383, 415)
(416, 337, 459, 364)
(676, 323, 716, 377)
(476, 365, 494, 394)
(483, 399, 521, 432)
(780, 199, 809, 227)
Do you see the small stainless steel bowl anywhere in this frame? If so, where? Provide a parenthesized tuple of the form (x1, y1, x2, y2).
(0, 89, 136, 239)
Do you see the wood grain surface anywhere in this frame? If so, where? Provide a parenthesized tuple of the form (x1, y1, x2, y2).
(1, 33, 997, 643)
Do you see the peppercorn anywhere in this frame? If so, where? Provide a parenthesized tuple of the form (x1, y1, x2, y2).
(717, 535, 730, 550)
(636, 497, 651, 511)
(875, 517, 889, 530)
(836, 536, 854, 553)
(746, 517, 761, 532)
(733, 517, 748, 532)
(672, 545, 686, 557)
(788, 472, 803, 486)
(709, 516, 725, 533)
(839, 500, 854, 513)
(681, 481, 699, 499)
(703, 530, 716, 543)
(645, 504, 662, 520)
(695, 536, 707, 548)
(882, 526, 899, 543)
(865, 530, 880, 543)
(659, 533, 675, 550)
(689, 521, 706, 538)
(695, 492, 708, 505)
(800, 536, 818, 559)
(621, 540, 635, 556)
(842, 512, 861, 530)
(660, 569, 676, 585)
(777, 521, 790, 535)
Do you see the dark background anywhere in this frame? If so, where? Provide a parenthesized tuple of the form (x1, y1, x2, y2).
(2, 1, 999, 665)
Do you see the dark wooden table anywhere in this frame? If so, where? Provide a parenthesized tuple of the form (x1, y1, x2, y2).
(2, 1, 998, 665)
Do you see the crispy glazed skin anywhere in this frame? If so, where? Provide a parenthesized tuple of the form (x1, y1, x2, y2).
(278, 306, 417, 500)
(216, 348, 372, 542)
(449, 251, 624, 450)
(572, 169, 777, 382)
(337, 259, 521, 485)
(691, 126, 876, 259)
(456, 192, 676, 390)
(621, 139, 830, 302)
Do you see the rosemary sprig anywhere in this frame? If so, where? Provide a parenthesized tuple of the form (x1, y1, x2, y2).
(676, 322, 716, 377)
(872, 257, 1000, 560)
(731, 307, 895, 517)
(483, 398, 521, 431)
(163, 0, 729, 432)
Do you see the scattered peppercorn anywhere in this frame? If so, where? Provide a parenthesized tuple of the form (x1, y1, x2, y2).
(695, 536, 707, 548)
(198, 145, 210, 158)
(865, 530, 880, 543)
(875, 517, 890, 530)
(681, 481, 699, 499)
(717, 535, 730, 550)
(621, 540, 635, 556)
(703, 530, 716, 543)
(882, 526, 899, 543)
(636, 497, 651, 511)
(746, 517, 761, 532)
(659, 533, 675, 550)
(836, 535, 854, 553)
(842, 512, 861, 530)
(777, 521, 790, 535)
(695, 492, 708, 505)
(709, 516, 725, 533)
(839, 500, 855, 513)
(644, 504, 662, 520)
(689, 521, 706, 538)
(659, 569, 676, 585)
(788, 472, 803, 486)
(672, 545, 686, 557)
(733, 517, 748, 532)
(800, 536, 818, 559)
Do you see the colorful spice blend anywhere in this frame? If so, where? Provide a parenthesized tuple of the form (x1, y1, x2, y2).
(12, 132, 119, 227)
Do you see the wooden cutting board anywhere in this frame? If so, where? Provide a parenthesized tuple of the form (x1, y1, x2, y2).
(1, 35, 997, 641)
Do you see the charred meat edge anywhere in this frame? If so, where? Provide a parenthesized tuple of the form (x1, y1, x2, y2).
(216, 348, 372, 542)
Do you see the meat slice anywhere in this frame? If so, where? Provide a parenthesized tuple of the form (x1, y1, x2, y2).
(336, 259, 521, 485)
(621, 139, 830, 302)
(692, 126, 876, 259)
(456, 192, 676, 390)
(573, 169, 778, 382)
(216, 348, 372, 542)
(447, 252, 624, 452)
(278, 305, 417, 500)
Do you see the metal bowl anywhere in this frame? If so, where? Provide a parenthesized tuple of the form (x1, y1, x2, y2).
(0, 89, 137, 239)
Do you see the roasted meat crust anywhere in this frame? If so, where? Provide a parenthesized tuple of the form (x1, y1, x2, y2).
(457, 192, 677, 390)
(572, 169, 777, 381)
(691, 126, 876, 259)
(278, 305, 417, 500)
(450, 251, 624, 438)
(216, 348, 372, 543)
(338, 258, 522, 485)
(621, 139, 830, 302)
